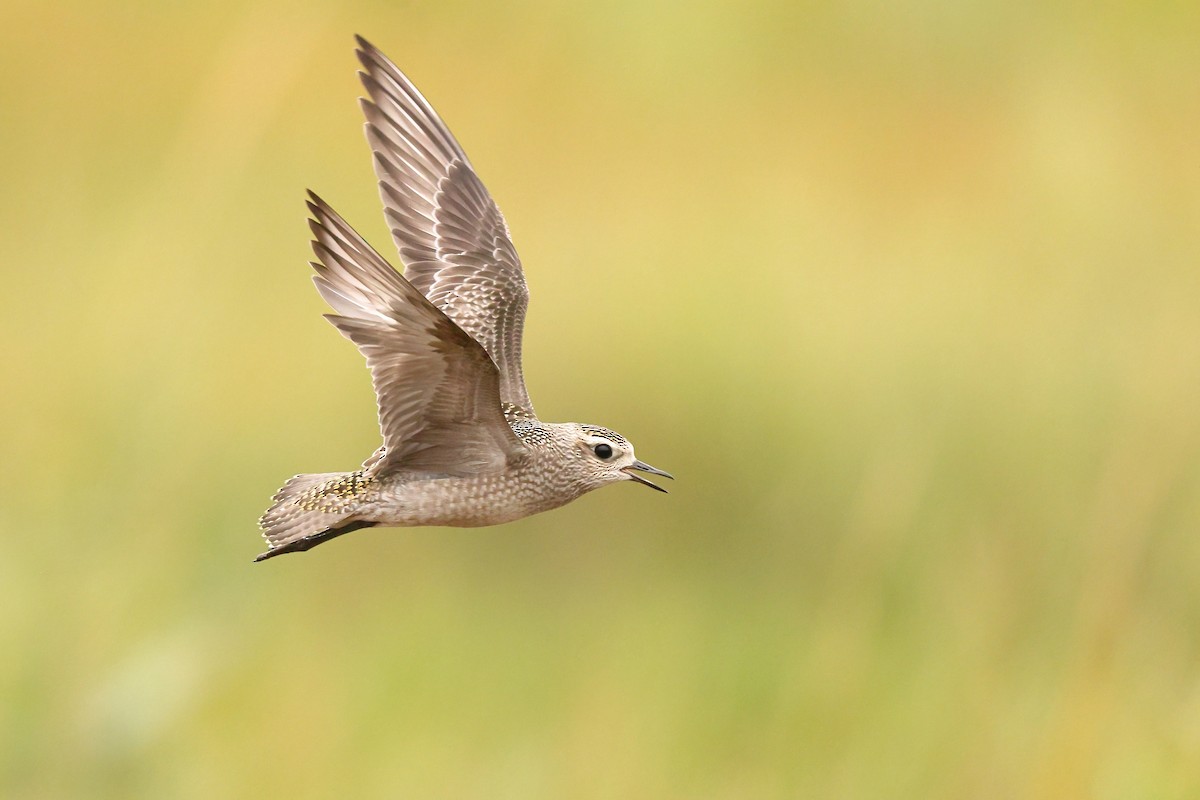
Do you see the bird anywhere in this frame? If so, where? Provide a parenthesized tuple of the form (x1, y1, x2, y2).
(255, 36, 672, 562)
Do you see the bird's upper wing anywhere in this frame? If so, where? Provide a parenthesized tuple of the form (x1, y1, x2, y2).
(355, 35, 537, 420)
(307, 192, 529, 475)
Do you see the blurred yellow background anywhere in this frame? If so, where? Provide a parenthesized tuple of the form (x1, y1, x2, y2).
(3, 1, 1199, 797)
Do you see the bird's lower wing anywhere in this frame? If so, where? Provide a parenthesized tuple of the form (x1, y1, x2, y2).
(307, 192, 528, 475)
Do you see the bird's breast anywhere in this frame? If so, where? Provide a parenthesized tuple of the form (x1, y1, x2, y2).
(368, 464, 578, 527)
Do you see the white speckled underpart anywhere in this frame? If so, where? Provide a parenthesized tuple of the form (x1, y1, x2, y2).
(255, 37, 671, 561)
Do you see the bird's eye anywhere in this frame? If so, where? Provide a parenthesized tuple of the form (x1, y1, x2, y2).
(593, 443, 613, 460)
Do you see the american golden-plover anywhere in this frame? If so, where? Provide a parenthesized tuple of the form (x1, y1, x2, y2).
(256, 37, 671, 561)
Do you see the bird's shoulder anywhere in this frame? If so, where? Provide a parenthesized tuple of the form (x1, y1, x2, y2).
(508, 416, 557, 450)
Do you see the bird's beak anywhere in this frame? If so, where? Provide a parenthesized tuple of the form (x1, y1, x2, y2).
(622, 460, 674, 493)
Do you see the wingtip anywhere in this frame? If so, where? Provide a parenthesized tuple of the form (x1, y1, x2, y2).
(305, 190, 326, 220)
(306, 192, 335, 227)
(306, 211, 325, 242)
(358, 72, 380, 99)
(354, 35, 381, 70)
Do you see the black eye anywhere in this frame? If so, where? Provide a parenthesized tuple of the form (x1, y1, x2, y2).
(593, 443, 613, 459)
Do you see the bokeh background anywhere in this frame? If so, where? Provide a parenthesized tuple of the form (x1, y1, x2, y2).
(3, 1, 1199, 797)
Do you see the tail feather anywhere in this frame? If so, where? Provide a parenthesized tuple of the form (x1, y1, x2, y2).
(256, 472, 374, 561)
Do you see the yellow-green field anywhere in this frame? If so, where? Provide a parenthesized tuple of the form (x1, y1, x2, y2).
(3, 2, 1199, 797)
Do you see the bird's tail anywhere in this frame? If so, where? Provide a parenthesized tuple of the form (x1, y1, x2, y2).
(255, 471, 376, 562)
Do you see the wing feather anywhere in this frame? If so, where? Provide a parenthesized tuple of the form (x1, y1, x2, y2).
(306, 191, 528, 475)
(355, 35, 537, 419)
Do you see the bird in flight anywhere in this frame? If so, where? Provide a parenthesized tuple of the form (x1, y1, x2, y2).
(256, 36, 672, 562)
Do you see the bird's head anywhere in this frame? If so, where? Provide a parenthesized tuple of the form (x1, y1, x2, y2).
(563, 424, 673, 494)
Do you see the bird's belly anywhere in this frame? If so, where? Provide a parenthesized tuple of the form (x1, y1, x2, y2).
(369, 473, 567, 528)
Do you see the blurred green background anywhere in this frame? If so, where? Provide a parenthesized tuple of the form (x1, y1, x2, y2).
(3, 1, 1199, 797)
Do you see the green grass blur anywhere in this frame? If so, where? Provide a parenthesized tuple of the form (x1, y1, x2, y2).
(3, 1, 1199, 797)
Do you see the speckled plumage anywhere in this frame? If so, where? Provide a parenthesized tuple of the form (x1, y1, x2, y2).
(255, 37, 671, 562)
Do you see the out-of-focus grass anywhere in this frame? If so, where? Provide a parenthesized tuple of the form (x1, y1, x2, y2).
(2, 2, 1199, 797)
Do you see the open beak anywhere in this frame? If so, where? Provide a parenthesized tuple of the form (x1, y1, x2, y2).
(622, 460, 675, 493)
